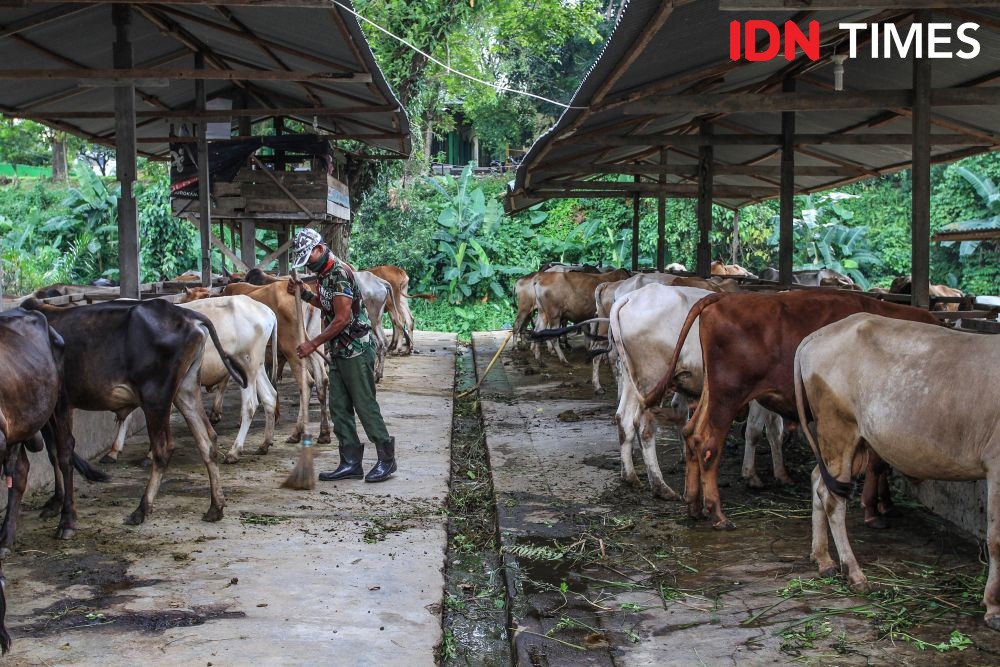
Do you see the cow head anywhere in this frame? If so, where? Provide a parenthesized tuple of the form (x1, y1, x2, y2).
(179, 287, 212, 303)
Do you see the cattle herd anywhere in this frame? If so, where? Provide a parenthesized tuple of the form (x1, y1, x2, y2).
(521, 261, 1000, 632)
(0, 258, 997, 654)
(0, 263, 429, 653)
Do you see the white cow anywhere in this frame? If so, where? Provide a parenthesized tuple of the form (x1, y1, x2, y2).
(355, 270, 393, 383)
(795, 313, 1000, 629)
(610, 285, 787, 499)
(103, 295, 278, 464)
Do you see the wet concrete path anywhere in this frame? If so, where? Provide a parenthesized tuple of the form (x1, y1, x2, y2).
(473, 331, 1000, 666)
(4, 331, 455, 666)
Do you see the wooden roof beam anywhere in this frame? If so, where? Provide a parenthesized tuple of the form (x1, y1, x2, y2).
(0, 68, 372, 84)
(720, 1, 1000, 8)
(574, 133, 992, 147)
(622, 87, 1000, 115)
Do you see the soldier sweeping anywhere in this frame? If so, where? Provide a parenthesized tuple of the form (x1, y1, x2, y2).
(287, 228, 397, 483)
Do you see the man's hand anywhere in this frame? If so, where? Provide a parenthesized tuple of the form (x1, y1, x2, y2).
(296, 339, 318, 358)
(286, 277, 303, 295)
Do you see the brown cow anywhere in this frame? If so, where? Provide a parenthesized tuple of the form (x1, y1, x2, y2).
(710, 260, 756, 278)
(222, 281, 332, 444)
(365, 265, 435, 356)
(644, 290, 941, 529)
(532, 269, 630, 364)
(889, 275, 972, 311)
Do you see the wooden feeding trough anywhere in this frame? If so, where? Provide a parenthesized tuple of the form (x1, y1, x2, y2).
(170, 134, 353, 274)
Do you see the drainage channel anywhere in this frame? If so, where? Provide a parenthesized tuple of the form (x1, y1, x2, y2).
(439, 342, 512, 666)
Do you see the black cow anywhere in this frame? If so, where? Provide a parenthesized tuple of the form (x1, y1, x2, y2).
(22, 298, 247, 527)
(0, 308, 67, 654)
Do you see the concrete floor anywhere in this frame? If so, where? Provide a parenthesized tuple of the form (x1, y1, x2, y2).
(474, 332, 1000, 666)
(2, 331, 456, 667)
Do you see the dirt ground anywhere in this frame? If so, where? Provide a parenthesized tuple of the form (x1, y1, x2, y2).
(472, 332, 1000, 666)
(2, 331, 456, 666)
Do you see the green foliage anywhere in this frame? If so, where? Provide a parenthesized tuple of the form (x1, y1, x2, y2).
(424, 164, 526, 303)
(767, 193, 882, 289)
(137, 162, 201, 282)
(0, 117, 49, 178)
(410, 298, 515, 342)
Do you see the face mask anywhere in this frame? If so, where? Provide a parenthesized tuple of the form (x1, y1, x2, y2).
(306, 249, 331, 274)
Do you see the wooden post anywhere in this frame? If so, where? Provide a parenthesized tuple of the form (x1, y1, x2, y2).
(656, 149, 666, 271)
(274, 116, 285, 171)
(277, 227, 289, 275)
(911, 15, 931, 309)
(696, 122, 713, 277)
(240, 219, 256, 269)
(236, 92, 251, 137)
(731, 208, 741, 265)
(779, 77, 795, 286)
(631, 174, 640, 271)
(113, 5, 139, 299)
(195, 52, 212, 287)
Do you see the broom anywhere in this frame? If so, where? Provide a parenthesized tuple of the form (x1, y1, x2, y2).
(282, 268, 317, 490)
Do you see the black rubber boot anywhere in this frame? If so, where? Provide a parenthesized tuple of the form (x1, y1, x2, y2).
(319, 444, 364, 481)
(365, 437, 396, 483)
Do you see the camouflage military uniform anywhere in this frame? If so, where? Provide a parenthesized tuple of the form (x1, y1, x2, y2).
(308, 257, 390, 454)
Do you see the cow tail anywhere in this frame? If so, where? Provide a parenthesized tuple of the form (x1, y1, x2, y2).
(269, 314, 279, 386)
(610, 298, 640, 396)
(529, 317, 609, 341)
(188, 311, 249, 388)
(643, 292, 726, 409)
(73, 452, 110, 483)
(794, 340, 851, 499)
(401, 292, 436, 301)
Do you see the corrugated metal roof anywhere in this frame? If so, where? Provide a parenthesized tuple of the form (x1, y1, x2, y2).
(507, 0, 1000, 212)
(0, 1, 411, 158)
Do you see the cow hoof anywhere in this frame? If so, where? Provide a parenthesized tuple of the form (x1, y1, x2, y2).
(986, 615, 1000, 631)
(124, 510, 146, 526)
(222, 453, 239, 464)
(775, 474, 794, 486)
(713, 518, 736, 530)
(209, 412, 222, 424)
(100, 454, 118, 464)
(39, 505, 60, 520)
(818, 565, 839, 579)
(745, 476, 765, 490)
(880, 505, 902, 518)
(140, 457, 153, 468)
(0, 547, 10, 561)
(652, 486, 680, 501)
(317, 433, 332, 445)
(55, 527, 76, 541)
(286, 433, 302, 444)
(202, 506, 224, 523)
(848, 577, 871, 594)
(593, 387, 606, 396)
(255, 445, 270, 455)
(864, 515, 889, 530)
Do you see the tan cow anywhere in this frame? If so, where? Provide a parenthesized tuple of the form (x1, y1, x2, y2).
(365, 264, 436, 356)
(532, 268, 630, 364)
(222, 281, 331, 444)
(795, 313, 1000, 630)
(710, 260, 756, 278)
(889, 275, 972, 311)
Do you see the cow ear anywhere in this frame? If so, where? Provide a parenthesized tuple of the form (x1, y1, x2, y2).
(183, 286, 191, 295)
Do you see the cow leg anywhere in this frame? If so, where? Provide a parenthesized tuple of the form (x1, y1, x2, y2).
(286, 354, 309, 444)
(125, 408, 172, 525)
(690, 390, 739, 529)
(638, 410, 679, 501)
(310, 355, 332, 444)
(210, 377, 230, 424)
(224, 379, 259, 464)
(741, 412, 764, 489)
(810, 466, 838, 578)
(173, 371, 225, 523)
(0, 445, 29, 560)
(591, 351, 605, 395)
(54, 424, 77, 540)
(255, 368, 278, 455)
(765, 411, 792, 485)
(615, 385, 642, 489)
(984, 474, 1000, 630)
(101, 411, 134, 463)
(820, 475, 868, 592)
